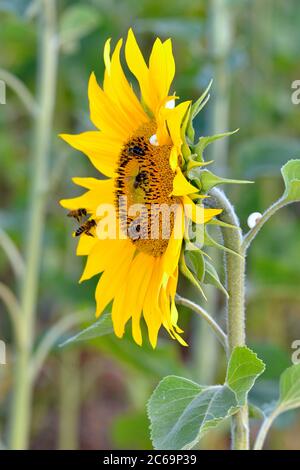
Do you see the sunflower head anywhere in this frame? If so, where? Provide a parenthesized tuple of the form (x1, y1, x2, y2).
(60, 29, 222, 348)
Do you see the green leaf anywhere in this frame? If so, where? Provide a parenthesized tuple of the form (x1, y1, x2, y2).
(203, 259, 228, 298)
(148, 376, 237, 450)
(281, 159, 300, 202)
(254, 364, 300, 449)
(189, 169, 253, 193)
(226, 346, 266, 405)
(59, 5, 101, 49)
(278, 364, 300, 412)
(148, 346, 265, 450)
(59, 312, 113, 347)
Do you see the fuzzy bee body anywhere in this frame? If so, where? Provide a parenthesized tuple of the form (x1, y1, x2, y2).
(75, 219, 97, 237)
(128, 145, 145, 157)
(133, 170, 148, 189)
(67, 208, 87, 222)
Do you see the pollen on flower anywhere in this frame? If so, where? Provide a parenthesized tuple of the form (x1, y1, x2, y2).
(115, 121, 180, 257)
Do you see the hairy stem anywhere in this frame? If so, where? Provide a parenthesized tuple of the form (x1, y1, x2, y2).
(210, 188, 248, 450)
(242, 196, 288, 251)
(9, 0, 58, 449)
(175, 294, 228, 352)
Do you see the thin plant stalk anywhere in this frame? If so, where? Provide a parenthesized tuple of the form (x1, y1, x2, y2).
(58, 349, 80, 450)
(9, 0, 58, 449)
(211, 188, 248, 450)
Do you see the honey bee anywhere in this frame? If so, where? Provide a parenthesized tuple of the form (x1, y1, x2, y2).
(67, 208, 87, 222)
(128, 145, 145, 157)
(74, 219, 97, 237)
(133, 170, 148, 189)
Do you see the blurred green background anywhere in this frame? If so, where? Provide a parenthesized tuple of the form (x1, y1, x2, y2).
(0, 0, 300, 450)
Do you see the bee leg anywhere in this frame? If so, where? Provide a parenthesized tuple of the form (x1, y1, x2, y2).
(86, 231, 94, 237)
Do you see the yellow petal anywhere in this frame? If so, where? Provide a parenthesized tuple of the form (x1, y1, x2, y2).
(131, 254, 155, 345)
(167, 101, 191, 148)
(171, 168, 199, 196)
(60, 131, 120, 178)
(149, 38, 175, 111)
(88, 72, 132, 140)
(125, 29, 152, 111)
(103, 38, 148, 130)
(169, 146, 178, 171)
(80, 238, 126, 283)
(95, 241, 135, 316)
(143, 257, 164, 348)
(183, 195, 222, 223)
(163, 204, 184, 276)
(113, 252, 154, 345)
(60, 178, 114, 213)
(103, 38, 111, 75)
(76, 234, 97, 256)
(111, 285, 127, 338)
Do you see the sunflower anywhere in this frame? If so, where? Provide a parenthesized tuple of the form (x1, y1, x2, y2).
(60, 29, 221, 348)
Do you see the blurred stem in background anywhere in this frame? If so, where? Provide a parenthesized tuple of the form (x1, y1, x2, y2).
(193, 0, 232, 386)
(59, 349, 81, 450)
(209, 0, 232, 176)
(9, 0, 58, 449)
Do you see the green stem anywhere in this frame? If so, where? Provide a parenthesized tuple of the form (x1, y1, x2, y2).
(253, 409, 279, 450)
(175, 294, 228, 352)
(210, 188, 248, 450)
(0, 283, 22, 347)
(0, 228, 25, 279)
(208, 0, 232, 176)
(242, 196, 288, 251)
(9, 0, 58, 449)
(30, 311, 89, 382)
(0, 68, 38, 116)
(58, 349, 81, 450)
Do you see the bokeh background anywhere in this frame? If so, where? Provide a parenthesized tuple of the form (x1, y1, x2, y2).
(1, 0, 300, 450)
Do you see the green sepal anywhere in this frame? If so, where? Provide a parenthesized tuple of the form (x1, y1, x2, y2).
(181, 103, 193, 160)
(179, 252, 207, 300)
(185, 154, 213, 172)
(204, 229, 244, 259)
(207, 218, 239, 230)
(192, 129, 239, 163)
(188, 168, 253, 193)
(203, 259, 228, 298)
(186, 80, 213, 143)
(185, 250, 205, 283)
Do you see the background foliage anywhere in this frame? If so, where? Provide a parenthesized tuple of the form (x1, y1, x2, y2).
(0, 0, 300, 449)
